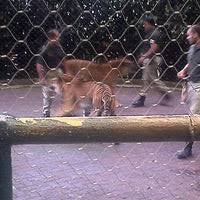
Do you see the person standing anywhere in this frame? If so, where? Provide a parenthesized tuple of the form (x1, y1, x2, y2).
(132, 16, 171, 107)
(176, 24, 200, 159)
(36, 29, 65, 117)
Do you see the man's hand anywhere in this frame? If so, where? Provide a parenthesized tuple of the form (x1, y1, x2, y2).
(138, 42, 158, 65)
(177, 70, 187, 79)
(177, 64, 188, 79)
(138, 56, 146, 65)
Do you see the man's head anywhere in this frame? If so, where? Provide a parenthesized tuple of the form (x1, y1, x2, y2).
(47, 29, 60, 42)
(143, 15, 156, 32)
(186, 25, 200, 45)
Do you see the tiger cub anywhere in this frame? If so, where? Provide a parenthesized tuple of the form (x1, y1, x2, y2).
(49, 74, 116, 117)
(85, 81, 116, 117)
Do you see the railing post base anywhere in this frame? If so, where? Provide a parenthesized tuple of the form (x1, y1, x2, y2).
(0, 119, 12, 200)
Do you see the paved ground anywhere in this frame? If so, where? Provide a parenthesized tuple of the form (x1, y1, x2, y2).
(1, 84, 200, 200)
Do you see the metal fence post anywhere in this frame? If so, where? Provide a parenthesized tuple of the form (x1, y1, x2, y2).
(0, 118, 12, 200)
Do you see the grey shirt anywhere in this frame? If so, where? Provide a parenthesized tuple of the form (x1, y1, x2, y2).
(186, 44, 200, 82)
(140, 27, 162, 54)
(36, 41, 65, 71)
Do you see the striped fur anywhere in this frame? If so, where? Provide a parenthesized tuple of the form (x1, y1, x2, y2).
(62, 58, 136, 107)
(51, 76, 115, 117)
(89, 82, 115, 117)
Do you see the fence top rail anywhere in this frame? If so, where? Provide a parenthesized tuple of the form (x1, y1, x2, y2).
(0, 115, 199, 144)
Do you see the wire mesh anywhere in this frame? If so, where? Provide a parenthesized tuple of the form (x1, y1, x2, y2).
(1, 0, 200, 199)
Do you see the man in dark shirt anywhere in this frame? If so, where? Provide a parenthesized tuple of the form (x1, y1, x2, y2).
(36, 29, 65, 117)
(132, 16, 171, 107)
(176, 24, 200, 159)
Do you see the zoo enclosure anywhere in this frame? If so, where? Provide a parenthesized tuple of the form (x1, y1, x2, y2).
(1, 0, 200, 200)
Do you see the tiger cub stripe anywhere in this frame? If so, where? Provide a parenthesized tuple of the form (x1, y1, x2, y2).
(88, 82, 115, 117)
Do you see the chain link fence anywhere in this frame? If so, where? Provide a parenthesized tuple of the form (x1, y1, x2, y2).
(1, 0, 200, 199)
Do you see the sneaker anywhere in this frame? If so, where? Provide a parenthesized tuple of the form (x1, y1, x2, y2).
(177, 145, 192, 159)
(132, 96, 146, 107)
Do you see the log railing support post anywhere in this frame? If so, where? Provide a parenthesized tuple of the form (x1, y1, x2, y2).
(0, 120, 12, 200)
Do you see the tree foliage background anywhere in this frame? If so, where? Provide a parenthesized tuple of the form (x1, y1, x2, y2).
(0, 0, 200, 81)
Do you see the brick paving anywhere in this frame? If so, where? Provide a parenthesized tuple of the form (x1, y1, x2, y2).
(11, 143, 200, 200)
(1, 85, 200, 200)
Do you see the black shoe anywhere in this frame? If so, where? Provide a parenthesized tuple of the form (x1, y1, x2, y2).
(43, 112, 50, 118)
(160, 93, 171, 105)
(164, 93, 171, 101)
(132, 96, 145, 107)
(177, 145, 192, 159)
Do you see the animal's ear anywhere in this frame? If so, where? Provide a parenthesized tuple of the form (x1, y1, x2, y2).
(57, 68, 64, 76)
(61, 74, 74, 82)
(46, 68, 63, 80)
